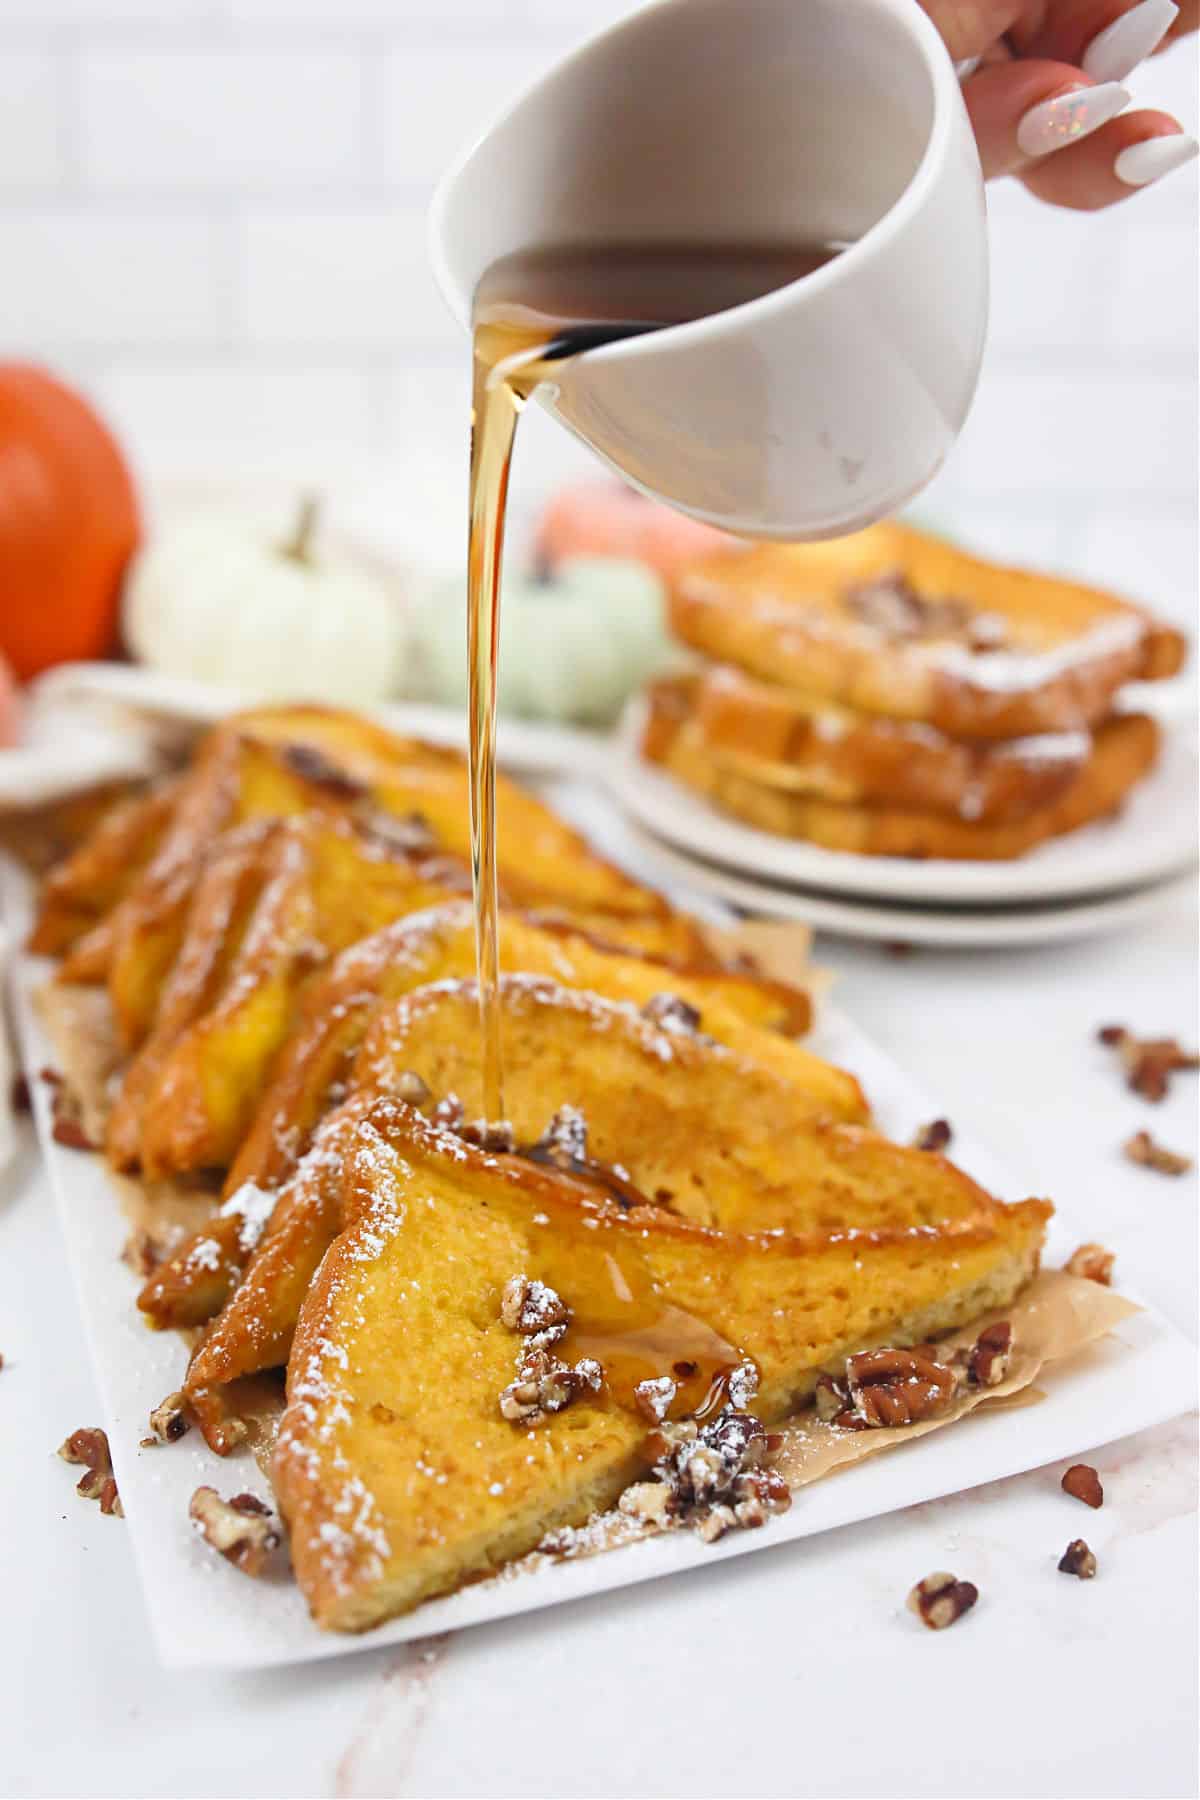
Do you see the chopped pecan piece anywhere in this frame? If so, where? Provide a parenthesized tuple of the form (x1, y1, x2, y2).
(813, 1372, 847, 1421)
(1065, 1243, 1114, 1286)
(279, 742, 366, 799)
(1058, 1538, 1097, 1579)
(527, 1104, 589, 1170)
(633, 1377, 677, 1424)
(49, 1083, 95, 1151)
(1061, 1464, 1103, 1509)
(1124, 1130, 1192, 1177)
(1097, 1026, 1199, 1102)
(58, 1426, 122, 1516)
(146, 1390, 191, 1445)
(121, 1228, 160, 1277)
(189, 1486, 280, 1576)
(458, 1117, 516, 1152)
(841, 1346, 960, 1428)
(498, 1348, 602, 1426)
(965, 1320, 1013, 1388)
(632, 1390, 791, 1542)
(618, 1480, 674, 1526)
(913, 1118, 953, 1153)
(641, 993, 702, 1035)
(357, 808, 436, 856)
(394, 1070, 432, 1107)
(499, 1275, 570, 1337)
(907, 1571, 979, 1629)
(10, 1073, 31, 1115)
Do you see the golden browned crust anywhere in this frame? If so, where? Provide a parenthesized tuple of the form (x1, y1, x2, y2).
(274, 1096, 1049, 1632)
(668, 523, 1185, 740)
(644, 706, 1160, 860)
(647, 668, 1092, 824)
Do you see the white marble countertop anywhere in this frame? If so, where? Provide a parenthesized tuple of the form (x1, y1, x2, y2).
(2, 881, 1196, 1800)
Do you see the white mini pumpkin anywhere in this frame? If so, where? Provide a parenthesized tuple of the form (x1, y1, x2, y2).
(123, 498, 406, 705)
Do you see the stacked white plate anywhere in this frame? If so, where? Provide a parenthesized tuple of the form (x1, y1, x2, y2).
(607, 696, 1199, 948)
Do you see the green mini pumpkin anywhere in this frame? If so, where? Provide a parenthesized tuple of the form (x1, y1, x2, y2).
(405, 554, 674, 726)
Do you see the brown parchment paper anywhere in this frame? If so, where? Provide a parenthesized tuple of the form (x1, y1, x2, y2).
(772, 1269, 1138, 1489)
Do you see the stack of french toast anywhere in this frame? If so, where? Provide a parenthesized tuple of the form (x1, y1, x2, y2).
(32, 705, 1053, 1632)
(640, 522, 1185, 859)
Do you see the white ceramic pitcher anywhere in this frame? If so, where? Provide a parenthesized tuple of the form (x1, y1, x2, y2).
(429, 0, 988, 540)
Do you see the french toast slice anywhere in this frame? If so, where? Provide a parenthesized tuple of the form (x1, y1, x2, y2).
(28, 779, 179, 957)
(645, 669, 1091, 825)
(47, 705, 691, 1048)
(181, 974, 989, 1428)
(645, 707, 1160, 860)
(668, 523, 1185, 740)
(223, 900, 818, 1199)
(148, 923, 830, 1344)
(107, 816, 473, 1177)
(274, 1097, 1050, 1631)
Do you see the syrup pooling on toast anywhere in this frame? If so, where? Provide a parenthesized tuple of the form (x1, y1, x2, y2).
(468, 241, 842, 1123)
(519, 1203, 745, 1425)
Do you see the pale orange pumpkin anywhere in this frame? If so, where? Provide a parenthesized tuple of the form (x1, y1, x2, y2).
(0, 365, 140, 680)
(533, 478, 742, 583)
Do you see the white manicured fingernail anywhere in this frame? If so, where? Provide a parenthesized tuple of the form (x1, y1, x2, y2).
(1017, 82, 1130, 157)
(1083, 0, 1178, 82)
(1115, 132, 1199, 184)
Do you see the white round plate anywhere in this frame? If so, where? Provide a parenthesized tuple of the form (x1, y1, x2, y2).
(26, 662, 609, 790)
(617, 816, 1196, 947)
(612, 698, 1198, 906)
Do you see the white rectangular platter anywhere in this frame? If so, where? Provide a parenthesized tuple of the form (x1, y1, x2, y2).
(9, 926, 1196, 1671)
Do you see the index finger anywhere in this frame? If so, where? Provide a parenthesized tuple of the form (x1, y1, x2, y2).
(918, 1, 1028, 61)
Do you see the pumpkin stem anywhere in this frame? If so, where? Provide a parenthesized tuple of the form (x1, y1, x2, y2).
(281, 493, 320, 563)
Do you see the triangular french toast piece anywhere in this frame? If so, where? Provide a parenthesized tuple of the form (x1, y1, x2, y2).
(181, 974, 987, 1431)
(225, 900, 820, 1198)
(156, 928, 830, 1346)
(113, 816, 470, 1176)
(274, 1097, 1049, 1631)
(28, 779, 179, 957)
(54, 707, 690, 1047)
(669, 522, 1185, 739)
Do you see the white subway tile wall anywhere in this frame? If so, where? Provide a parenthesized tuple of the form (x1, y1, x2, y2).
(0, 0, 1195, 632)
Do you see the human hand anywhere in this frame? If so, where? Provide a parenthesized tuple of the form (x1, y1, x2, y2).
(922, 1, 1197, 206)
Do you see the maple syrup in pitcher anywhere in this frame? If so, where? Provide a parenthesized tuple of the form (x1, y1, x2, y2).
(467, 241, 842, 1121)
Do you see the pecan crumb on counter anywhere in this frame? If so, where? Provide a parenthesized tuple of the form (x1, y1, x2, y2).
(1123, 1130, 1192, 1177)
(1061, 1464, 1104, 1509)
(1097, 1026, 1199, 1103)
(912, 1118, 953, 1153)
(57, 1426, 122, 1517)
(907, 1571, 979, 1629)
(1064, 1243, 1115, 1286)
(189, 1487, 281, 1577)
(1058, 1538, 1098, 1579)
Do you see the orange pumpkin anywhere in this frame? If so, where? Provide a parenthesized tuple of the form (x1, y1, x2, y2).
(0, 365, 140, 680)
